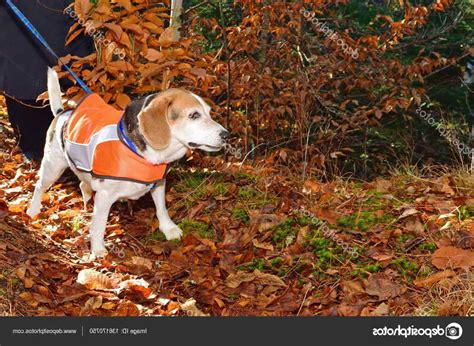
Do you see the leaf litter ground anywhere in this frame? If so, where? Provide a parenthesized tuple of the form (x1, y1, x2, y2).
(0, 111, 473, 316)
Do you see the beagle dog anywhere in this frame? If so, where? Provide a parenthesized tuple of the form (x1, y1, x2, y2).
(27, 68, 229, 258)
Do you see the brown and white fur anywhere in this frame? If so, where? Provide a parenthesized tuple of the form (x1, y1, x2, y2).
(27, 68, 229, 258)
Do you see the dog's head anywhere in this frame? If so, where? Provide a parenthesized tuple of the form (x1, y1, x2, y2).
(135, 89, 229, 152)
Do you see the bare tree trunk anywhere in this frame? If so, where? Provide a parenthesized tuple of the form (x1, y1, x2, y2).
(218, 0, 231, 130)
(466, 92, 474, 173)
(470, 123, 474, 173)
(170, 0, 183, 41)
(255, 0, 269, 148)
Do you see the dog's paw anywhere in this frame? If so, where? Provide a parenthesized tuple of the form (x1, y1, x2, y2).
(26, 206, 40, 219)
(160, 225, 183, 241)
(91, 245, 108, 259)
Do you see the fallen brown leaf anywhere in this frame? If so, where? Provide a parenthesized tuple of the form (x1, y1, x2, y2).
(130, 256, 153, 271)
(252, 239, 274, 251)
(398, 208, 419, 220)
(365, 273, 406, 300)
(254, 270, 286, 287)
(77, 269, 117, 290)
(340, 280, 365, 298)
(113, 300, 140, 316)
(413, 270, 455, 287)
(303, 180, 321, 194)
(431, 246, 474, 269)
(337, 303, 363, 316)
(225, 271, 255, 288)
(85, 296, 103, 310)
(372, 302, 389, 316)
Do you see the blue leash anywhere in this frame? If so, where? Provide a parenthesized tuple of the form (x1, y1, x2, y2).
(5, 0, 93, 94)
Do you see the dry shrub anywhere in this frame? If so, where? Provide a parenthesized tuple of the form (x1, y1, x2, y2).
(63, 0, 459, 176)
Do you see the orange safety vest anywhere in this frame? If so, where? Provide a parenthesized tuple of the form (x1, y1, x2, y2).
(64, 94, 168, 185)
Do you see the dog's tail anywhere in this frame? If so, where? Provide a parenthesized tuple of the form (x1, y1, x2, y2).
(47, 67, 63, 117)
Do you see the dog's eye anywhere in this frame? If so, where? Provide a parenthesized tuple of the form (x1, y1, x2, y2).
(189, 112, 201, 120)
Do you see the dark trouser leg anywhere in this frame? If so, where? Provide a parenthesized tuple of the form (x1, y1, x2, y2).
(5, 97, 53, 161)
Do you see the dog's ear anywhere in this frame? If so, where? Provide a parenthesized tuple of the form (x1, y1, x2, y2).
(138, 94, 172, 150)
(124, 97, 152, 120)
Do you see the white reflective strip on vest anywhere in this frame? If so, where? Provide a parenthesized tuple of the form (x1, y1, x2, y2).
(65, 124, 119, 172)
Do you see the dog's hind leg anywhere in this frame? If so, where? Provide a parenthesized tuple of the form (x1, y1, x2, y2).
(89, 190, 117, 258)
(79, 182, 93, 211)
(27, 143, 68, 218)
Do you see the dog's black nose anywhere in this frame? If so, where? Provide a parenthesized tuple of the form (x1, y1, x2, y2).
(220, 131, 230, 140)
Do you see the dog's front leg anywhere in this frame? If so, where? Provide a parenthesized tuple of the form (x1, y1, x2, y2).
(151, 180, 183, 240)
(89, 191, 117, 257)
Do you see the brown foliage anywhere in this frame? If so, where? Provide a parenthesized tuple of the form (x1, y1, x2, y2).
(59, 0, 458, 176)
(62, 0, 219, 108)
